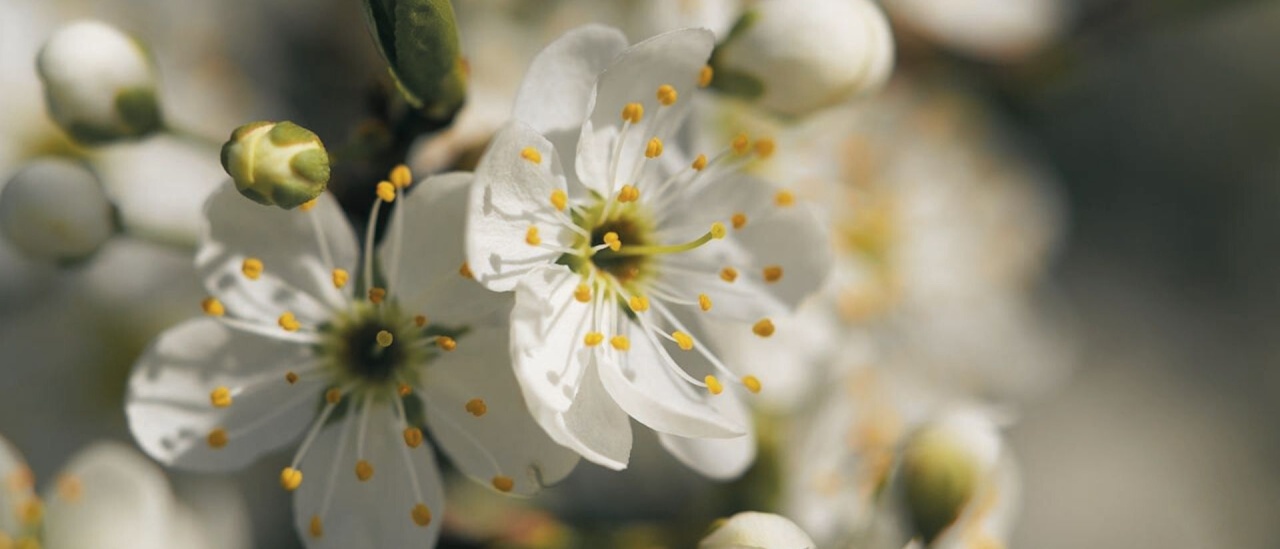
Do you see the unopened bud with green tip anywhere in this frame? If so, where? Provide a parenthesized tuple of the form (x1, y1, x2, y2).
(37, 20, 163, 145)
(220, 121, 331, 209)
(0, 159, 118, 263)
(899, 409, 1002, 544)
(359, 0, 467, 120)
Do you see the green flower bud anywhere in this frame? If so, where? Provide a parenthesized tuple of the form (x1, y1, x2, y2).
(0, 159, 117, 263)
(220, 121, 330, 209)
(37, 20, 163, 145)
(360, 0, 467, 120)
(900, 410, 1001, 544)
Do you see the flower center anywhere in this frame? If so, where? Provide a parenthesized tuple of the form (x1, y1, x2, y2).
(320, 302, 425, 388)
(588, 214, 650, 284)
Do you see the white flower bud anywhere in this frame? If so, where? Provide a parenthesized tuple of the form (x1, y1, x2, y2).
(900, 408, 1003, 543)
(700, 512, 816, 549)
(0, 159, 117, 262)
(714, 0, 894, 117)
(220, 121, 330, 209)
(37, 20, 162, 145)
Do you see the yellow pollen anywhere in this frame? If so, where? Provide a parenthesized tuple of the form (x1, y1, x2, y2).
(602, 231, 622, 251)
(331, 268, 349, 289)
(550, 189, 567, 211)
(698, 293, 712, 311)
(308, 515, 323, 538)
(210, 386, 232, 408)
(280, 467, 303, 491)
(754, 138, 776, 158)
(56, 475, 82, 502)
(720, 267, 739, 283)
(710, 222, 727, 239)
(692, 154, 708, 171)
(354, 460, 374, 482)
(376, 330, 394, 347)
(436, 336, 457, 351)
(584, 332, 604, 346)
(617, 185, 640, 203)
(414, 314, 427, 327)
(657, 84, 678, 106)
(285, 371, 299, 384)
(742, 375, 762, 394)
(390, 164, 412, 188)
(621, 102, 645, 123)
(403, 427, 423, 448)
(753, 318, 776, 338)
(672, 331, 694, 351)
(241, 258, 263, 280)
(299, 198, 319, 212)
(731, 213, 748, 230)
(699, 65, 714, 88)
(18, 498, 42, 526)
(763, 265, 784, 283)
(465, 398, 488, 417)
(520, 147, 542, 164)
(201, 297, 225, 317)
(732, 133, 750, 155)
(645, 137, 664, 158)
(492, 475, 515, 493)
(376, 181, 397, 203)
(207, 428, 228, 448)
(525, 225, 541, 246)
(610, 335, 630, 351)
(398, 383, 412, 397)
(775, 190, 795, 207)
(368, 287, 387, 304)
(325, 388, 342, 404)
(459, 262, 474, 279)
(411, 503, 432, 527)
(574, 284, 592, 302)
(705, 375, 724, 395)
(628, 295, 650, 312)
(278, 312, 300, 332)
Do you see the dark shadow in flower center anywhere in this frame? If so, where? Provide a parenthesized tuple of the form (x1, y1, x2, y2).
(591, 218, 649, 283)
(342, 320, 404, 383)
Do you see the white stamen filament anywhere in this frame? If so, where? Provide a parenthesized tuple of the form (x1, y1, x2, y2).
(387, 186, 406, 294)
(318, 404, 357, 520)
(356, 390, 373, 460)
(362, 199, 383, 296)
(421, 398, 504, 476)
(216, 316, 324, 344)
(391, 392, 426, 504)
(289, 389, 346, 469)
(650, 299, 742, 381)
(225, 381, 327, 438)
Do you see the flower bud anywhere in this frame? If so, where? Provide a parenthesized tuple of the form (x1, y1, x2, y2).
(36, 20, 162, 145)
(700, 512, 816, 549)
(899, 409, 1002, 543)
(0, 159, 117, 262)
(713, 0, 894, 117)
(220, 121, 330, 209)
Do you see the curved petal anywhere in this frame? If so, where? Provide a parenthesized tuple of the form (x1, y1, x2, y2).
(467, 122, 576, 292)
(513, 24, 627, 137)
(0, 435, 33, 538)
(381, 172, 510, 325)
(658, 388, 756, 480)
(699, 511, 816, 549)
(197, 183, 358, 324)
(126, 318, 326, 471)
(41, 442, 176, 549)
(419, 324, 580, 495)
(292, 402, 445, 549)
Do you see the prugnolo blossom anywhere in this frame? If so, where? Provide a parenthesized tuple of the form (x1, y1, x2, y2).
(126, 169, 579, 547)
(466, 25, 830, 478)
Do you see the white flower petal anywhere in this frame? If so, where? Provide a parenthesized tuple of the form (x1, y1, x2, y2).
(467, 122, 575, 292)
(292, 402, 445, 549)
(198, 183, 358, 324)
(126, 318, 325, 471)
(0, 435, 32, 537)
(699, 511, 816, 549)
(658, 388, 756, 480)
(381, 172, 509, 324)
(419, 324, 580, 495)
(41, 442, 176, 549)
(513, 24, 627, 136)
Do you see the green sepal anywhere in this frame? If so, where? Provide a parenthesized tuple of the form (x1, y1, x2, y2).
(360, 0, 467, 120)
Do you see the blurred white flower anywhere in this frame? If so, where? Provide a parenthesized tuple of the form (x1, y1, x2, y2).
(466, 26, 830, 478)
(700, 511, 816, 549)
(127, 172, 578, 547)
(0, 159, 116, 262)
(882, 0, 1069, 62)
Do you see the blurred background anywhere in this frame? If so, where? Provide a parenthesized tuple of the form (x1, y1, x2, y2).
(1, 0, 1277, 547)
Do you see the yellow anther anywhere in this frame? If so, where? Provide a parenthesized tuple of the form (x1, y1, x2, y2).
(390, 164, 412, 188)
(278, 312, 300, 332)
(583, 332, 604, 346)
(210, 386, 232, 408)
(610, 335, 631, 351)
(705, 375, 724, 395)
(525, 225, 541, 246)
(520, 147, 542, 164)
(414, 314, 427, 327)
(617, 185, 640, 203)
(720, 267, 739, 283)
(574, 284, 592, 303)
(742, 375, 762, 394)
(731, 212, 748, 230)
(207, 428, 229, 448)
(280, 467, 303, 491)
(285, 371, 299, 384)
(492, 475, 515, 493)
(241, 258, 264, 280)
(672, 331, 694, 351)
(732, 133, 750, 155)
(753, 318, 776, 338)
(465, 398, 487, 417)
(754, 138, 776, 159)
(411, 503, 432, 527)
(692, 154, 708, 171)
(645, 137, 664, 158)
(762, 265, 783, 283)
(56, 475, 82, 502)
(354, 460, 374, 482)
(403, 427, 424, 448)
(376, 330, 394, 348)
(698, 293, 712, 312)
(775, 190, 795, 207)
(621, 102, 645, 123)
(308, 515, 324, 538)
(368, 287, 387, 304)
(398, 383, 412, 397)
(331, 268, 349, 289)
(628, 295, 650, 312)
(376, 181, 397, 203)
(18, 498, 42, 526)
(459, 262, 474, 279)
(436, 336, 457, 351)
(602, 231, 621, 251)
(550, 189, 568, 211)
(699, 65, 714, 88)
(710, 222, 727, 239)
(325, 387, 342, 404)
(201, 297, 225, 317)
(657, 84, 678, 106)
(298, 198, 319, 212)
